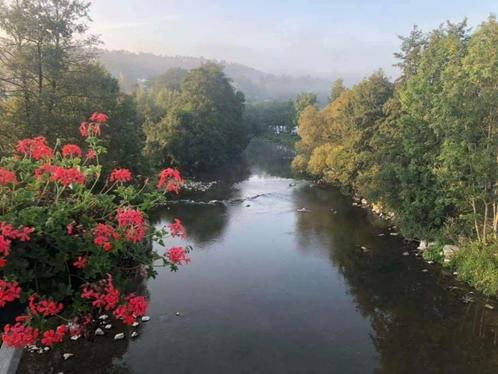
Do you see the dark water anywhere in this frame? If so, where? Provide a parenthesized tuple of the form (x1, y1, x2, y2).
(19, 140, 498, 373)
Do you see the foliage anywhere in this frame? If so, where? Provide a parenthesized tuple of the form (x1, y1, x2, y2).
(0, 0, 143, 169)
(453, 241, 498, 296)
(244, 100, 295, 136)
(143, 63, 248, 173)
(0, 113, 190, 348)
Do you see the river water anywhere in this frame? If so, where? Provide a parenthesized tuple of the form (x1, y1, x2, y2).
(19, 140, 498, 373)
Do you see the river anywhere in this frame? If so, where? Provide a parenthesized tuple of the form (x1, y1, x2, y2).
(19, 140, 498, 373)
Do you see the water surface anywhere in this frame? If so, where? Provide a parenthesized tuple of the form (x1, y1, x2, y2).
(19, 140, 498, 373)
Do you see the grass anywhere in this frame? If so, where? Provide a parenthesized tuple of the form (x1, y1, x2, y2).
(452, 241, 498, 296)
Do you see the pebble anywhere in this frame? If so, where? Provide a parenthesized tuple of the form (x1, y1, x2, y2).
(377, 233, 385, 237)
(485, 304, 495, 310)
(389, 232, 399, 236)
(176, 312, 181, 316)
(422, 269, 429, 273)
(104, 324, 112, 330)
(98, 314, 109, 320)
(131, 331, 139, 338)
(402, 252, 409, 256)
(70, 335, 81, 341)
(132, 322, 140, 327)
(114, 333, 125, 340)
(453, 271, 458, 276)
(63, 353, 74, 360)
(95, 328, 105, 336)
(427, 260, 434, 264)
(141, 316, 151, 322)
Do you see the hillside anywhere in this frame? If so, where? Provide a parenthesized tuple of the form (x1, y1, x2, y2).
(97, 50, 331, 102)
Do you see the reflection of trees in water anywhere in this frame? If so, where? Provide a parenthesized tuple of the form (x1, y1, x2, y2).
(293, 185, 498, 373)
(244, 139, 294, 178)
(156, 204, 229, 246)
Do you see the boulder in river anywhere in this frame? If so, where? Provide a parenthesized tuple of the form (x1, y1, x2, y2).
(297, 208, 310, 213)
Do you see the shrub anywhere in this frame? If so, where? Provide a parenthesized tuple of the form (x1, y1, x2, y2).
(453, 241, 498, 296)
(0, 113, 190, 348)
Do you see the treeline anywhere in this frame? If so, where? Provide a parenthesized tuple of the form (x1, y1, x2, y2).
(0, 0, 249, 175)
(292, 17, 498, 294)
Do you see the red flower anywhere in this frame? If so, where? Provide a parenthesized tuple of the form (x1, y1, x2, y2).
(62, 144, 83, 158)
(157, 168, 183, 194)
(89, 112, 109, 123)
(166, 246, 191, 265)
(2, 323, 39, 348)
(73, 256, 88, 269)
(0, 222, 34, 242)
(81, 274, 120, 311)
(16, 136, 53, 160)
(0, 167, 17, 186)
(93, 223, 120, 251)
(116, 208, 146, 243)
(41, 325, 66, 347)
(86, 149, 97, 159)
(79, 122, 101, 138)
(168, 218, 187, 239)
(28, 294, 63, 317)
(110, 168, 132, 183)
(14, 227, 34, 242)
(51, 167, 85, 186)
(34, 163, 57, 180)
(0, 279, 21, 307)
(0, 257, 7, 268)
(0, 235, 11, 257)
(67, 223, 75, 235)
(114, 295, 148, 326)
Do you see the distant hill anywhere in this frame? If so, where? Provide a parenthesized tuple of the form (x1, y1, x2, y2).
(97, 50, 331, 102)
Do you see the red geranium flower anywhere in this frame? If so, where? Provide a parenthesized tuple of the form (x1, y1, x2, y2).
(41, 325, 66, 347)
(165, 246, 191, 265)
(0, 279, 21, 307)
(89, 112, 109, 123)
(110, 168, 132, 183)
(116, 208, 146, 243)
(50, 167, 85, 186)
(168, 218, 187, 239)
(157, 168, 183, 194)
(16, 136, 53, 160)
(0, 235, 11, 257)
(73, 256, 88, 269)
(2, 323, 39, 348)
(0, 167, 17, 186)
(62, 144, 83, 158)
(86, 149, 97, 159)
(0, 257, 7, 268)
(80, 122, 101, 138)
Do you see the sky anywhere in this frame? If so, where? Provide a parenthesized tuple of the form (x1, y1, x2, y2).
(89, 0, 497, 82)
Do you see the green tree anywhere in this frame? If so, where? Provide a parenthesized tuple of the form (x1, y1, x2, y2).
(143, 63, 248, 173)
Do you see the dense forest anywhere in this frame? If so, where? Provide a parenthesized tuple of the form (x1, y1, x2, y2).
(292, 17, 498, 295)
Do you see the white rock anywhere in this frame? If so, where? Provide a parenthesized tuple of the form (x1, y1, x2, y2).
(402, 252, 409, 256)
(104, 324, 112, 329)
(95, 328, 105, 336)
(63, 353, 74, 360)
(141, 316, 151, 322)
(485, 304, 495, 310)
(417, 240, 428, 250)
(132, 322, 140, 327)
(131, 331, 139, 338)
(390, 232, 399, 236)
(175, 312, 181, 316)
(70, 335, 81, 341)
(453, 271, 459, 276)
(422, 269, 429, 273)
(98, 314, 109, 320)
(44, 347, 50, 352)
(361, 198, 368, 205)
(114, 333, 125, 340)
(443, 245, 460, 260)
(377, 233, 385, 237)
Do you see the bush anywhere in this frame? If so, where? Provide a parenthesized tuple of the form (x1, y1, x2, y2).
(0, 113, 190, 348)
(421, 242, 444, 263)
(453, 241, 498, 296)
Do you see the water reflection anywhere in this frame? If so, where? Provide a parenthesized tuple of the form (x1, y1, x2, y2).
(293, 183, 498, 373)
